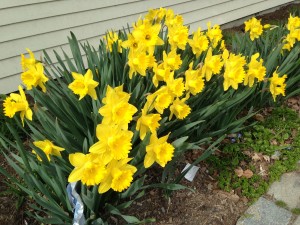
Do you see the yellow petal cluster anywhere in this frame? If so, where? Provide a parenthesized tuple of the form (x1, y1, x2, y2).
(3, 85, 32, 126)
(223, 50, 246, 91)
(185, 63, 205, 95)
(99, 85, 137, 128)
(269, 70, 287, 101)
(244, 53, 266, 87)
(244, 17, 265, 41)
(32, 140, 64, 161)
(89, 124, 133, 161)
(169, 95, 191, 120)
(68, 153, 107, 186)
(136, 108, 161, 140)
(283, 15, 300, 51)
(188, 28, 209, 57)
(144, 133, 174, 168)
(206, 22, 223, 48)
(202, 47, 223, 81)
(104, 31, 123, 53)
(68, 69, 99, 100)
(21, 49, 48, 92)
(99, 158, 137, 193)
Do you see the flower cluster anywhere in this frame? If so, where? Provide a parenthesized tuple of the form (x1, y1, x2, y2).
(244, 17, 270, 41)
(2, 8, 295, 201)
(21, 48, 48, 92)
(283, 14, 300, 51)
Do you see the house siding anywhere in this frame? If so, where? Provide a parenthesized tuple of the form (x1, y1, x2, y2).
(0, 0, 294, 94)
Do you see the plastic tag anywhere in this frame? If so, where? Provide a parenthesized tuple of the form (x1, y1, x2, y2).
(182, 163, 200, 182)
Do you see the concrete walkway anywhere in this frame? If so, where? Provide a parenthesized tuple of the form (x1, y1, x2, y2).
(237, 164, 300, 225)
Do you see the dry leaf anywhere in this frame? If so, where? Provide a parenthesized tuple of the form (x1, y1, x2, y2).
(262, 155, 270, 162)
(254, 113, 264, 121)
(251, 153, 261, 162)
(242, 169, 253, 179)
(234, 167, 244, 177)
(270, 139, 278, 145)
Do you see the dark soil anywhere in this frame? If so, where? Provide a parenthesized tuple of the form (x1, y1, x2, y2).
(0, 2, 299, 225)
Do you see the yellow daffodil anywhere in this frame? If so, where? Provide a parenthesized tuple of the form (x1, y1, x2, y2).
(188, 28, 209, 57)
(89, 124, 133, 161)
(21, 62, 48, 92)
(99, 85, 137, 128)
(162, 50, 182, 71)
(146, 86, 173, 114)
(102, 85, 130, 105)
(136, 107, 161, 140)
(185, 63, 205, 95)
(282, 15, 300, 51)
(244, 53, 266, 87)
(152, 64, 173, 87)
(166, 77, 185, 98)
(223, 51, 246, 91)
(132, 19, 164, 54)
(32, 140, 64, 161)
(128, 50, 150, 79)
(168, 24, 189, 50)
(104, 31, 123, 53)
(122, 33, 145, 52)
(98, 158, 137, 193)
(244, 17, 263, 41)
(68, 153, 107, 186)
(269, 70, 287, 101)
(21, 48, 36, 71)
(3, 85, 32, 126)
(68, 69, 99, 100)
(165, 14, 184, 28)
(287, 14, 300, 32)
(169, 95, 191, 120)
(144, 133, 174, 168)
(206, 22, 223, 48)
(202, 47, 223, 81)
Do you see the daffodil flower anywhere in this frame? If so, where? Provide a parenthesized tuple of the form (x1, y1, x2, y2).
(3, 85, 32, 126)
(68, 69, 99, 100)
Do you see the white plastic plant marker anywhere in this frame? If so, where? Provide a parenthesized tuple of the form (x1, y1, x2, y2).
(182, 163, 200, 182)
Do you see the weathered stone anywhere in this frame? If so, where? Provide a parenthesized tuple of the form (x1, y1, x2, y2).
(268, 172, 300, 209)
(236, 197, 292, 225)
(293, 216, 300, 225)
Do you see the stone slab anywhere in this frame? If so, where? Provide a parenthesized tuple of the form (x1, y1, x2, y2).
(236, 197, 292, 225)
(293, 216, 300, 225)
(267, 172, 300, 209)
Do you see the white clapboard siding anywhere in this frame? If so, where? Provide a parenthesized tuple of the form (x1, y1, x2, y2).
(0, 0, 294, 94)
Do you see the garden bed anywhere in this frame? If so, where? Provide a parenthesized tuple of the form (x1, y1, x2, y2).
(0, 2, 300, 225)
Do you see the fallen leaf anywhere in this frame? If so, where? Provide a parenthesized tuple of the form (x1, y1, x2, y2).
(242, 169, 253, 179)
(254, 113, 264, 121)
(270, 139, 278, 145)
(262, 155, 270, 163)
(234, 167, 244, 177)
(251, 153, 262, 162)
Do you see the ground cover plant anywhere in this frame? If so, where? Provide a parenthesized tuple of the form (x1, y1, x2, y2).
(207, 106, 300, 200)
(0, 6, 300, 225)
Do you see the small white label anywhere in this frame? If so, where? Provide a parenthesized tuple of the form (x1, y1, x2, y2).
(182, 163, 200, 182)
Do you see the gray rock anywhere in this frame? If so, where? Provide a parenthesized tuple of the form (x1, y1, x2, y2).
(236, 197, 292, 225)
(267, 172, 300, 209)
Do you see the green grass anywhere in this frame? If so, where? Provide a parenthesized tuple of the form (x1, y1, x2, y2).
(291, 208, 300, 215)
